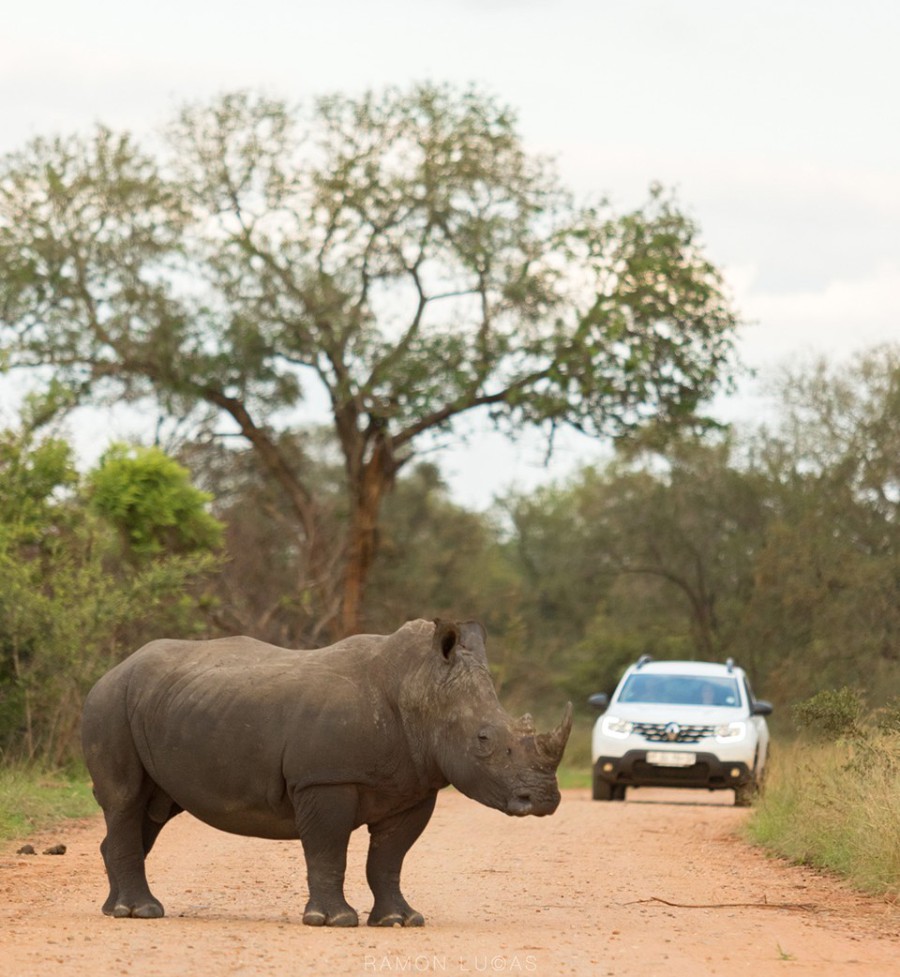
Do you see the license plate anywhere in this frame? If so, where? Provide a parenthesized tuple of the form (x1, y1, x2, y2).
(646, 751, 696, 767)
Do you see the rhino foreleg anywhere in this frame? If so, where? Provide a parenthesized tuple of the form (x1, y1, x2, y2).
(294, 784, 360, 926)
(366, 792, 437, 927)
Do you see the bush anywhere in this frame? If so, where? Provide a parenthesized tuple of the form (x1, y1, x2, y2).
(791, 687, 864, 739)
(88, 444, 224, 558)
(874, 697, 900, 735)
(0, 429, 223, 766)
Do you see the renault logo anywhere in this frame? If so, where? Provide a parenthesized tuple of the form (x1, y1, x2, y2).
(664, 722, 681, 742)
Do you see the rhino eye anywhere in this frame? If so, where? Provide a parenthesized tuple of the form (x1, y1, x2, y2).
(475, 729, 494, 754)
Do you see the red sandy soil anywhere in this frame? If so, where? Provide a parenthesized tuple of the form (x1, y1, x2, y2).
(2, 787, 898, 977)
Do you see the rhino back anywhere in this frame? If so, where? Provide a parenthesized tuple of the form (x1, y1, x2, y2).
(86, 631, 424, 835)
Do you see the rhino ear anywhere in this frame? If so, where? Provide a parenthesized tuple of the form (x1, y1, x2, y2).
(432, 619, 460, 660)
(461, 620, 487, 647)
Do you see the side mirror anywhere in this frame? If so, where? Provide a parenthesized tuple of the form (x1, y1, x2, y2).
(752, 699, 773, 716)
(588, 692, 609, 711)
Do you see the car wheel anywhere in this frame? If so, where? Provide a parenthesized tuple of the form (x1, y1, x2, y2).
(734, 780, 757, 807)
(592, 774, 614, 801)
(611, 784, 627, 801)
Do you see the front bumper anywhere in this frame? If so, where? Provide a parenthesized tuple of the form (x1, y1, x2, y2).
(594, 751, 754, 790)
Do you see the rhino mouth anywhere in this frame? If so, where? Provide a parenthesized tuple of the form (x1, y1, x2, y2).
(505, 790, 560, 817)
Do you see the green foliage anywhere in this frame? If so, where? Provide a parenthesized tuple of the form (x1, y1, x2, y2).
(0, 426, 77, 533)
(561, 609, 692, 709)
(554, 759, 592, 790)
(791, 687, 865, 740)
(732, 346, 900, 705)
(0, 426, 222, 765)
(88, 443, 224, 558)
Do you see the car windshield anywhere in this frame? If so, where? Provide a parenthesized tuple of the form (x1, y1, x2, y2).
(618, 674, 741, 707)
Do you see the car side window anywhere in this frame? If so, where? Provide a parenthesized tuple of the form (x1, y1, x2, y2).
(743, 678, 755, 709)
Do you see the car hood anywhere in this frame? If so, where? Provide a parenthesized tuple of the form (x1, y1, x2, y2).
(605, 703, 748, 724)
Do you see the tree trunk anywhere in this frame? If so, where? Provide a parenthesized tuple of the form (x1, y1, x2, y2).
(338, 438, 397, 637)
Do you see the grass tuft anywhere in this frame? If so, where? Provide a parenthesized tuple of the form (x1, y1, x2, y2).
(0, 764, 97, 843)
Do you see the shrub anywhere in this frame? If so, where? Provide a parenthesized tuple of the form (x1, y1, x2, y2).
(0, 430, 222, 766)
(791, 686, 864, 739)
(87, 444, 223, 558)
(874, 697, 900, 735)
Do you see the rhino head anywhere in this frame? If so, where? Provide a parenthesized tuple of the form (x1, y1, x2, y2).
(409, 620, 572, 817)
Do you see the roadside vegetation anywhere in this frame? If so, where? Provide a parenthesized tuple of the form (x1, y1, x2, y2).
(749, 690, 900, 898)
(0, 765, 95, 840)
(0, 398, 223, 767)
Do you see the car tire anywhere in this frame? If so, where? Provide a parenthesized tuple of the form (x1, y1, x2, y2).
(592, 774, 614, 801)
(611, 784, 627, 801)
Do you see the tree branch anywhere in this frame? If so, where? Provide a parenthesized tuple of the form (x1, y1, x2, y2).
(393, 367, 550, 449)
(197, 385, 317, 542)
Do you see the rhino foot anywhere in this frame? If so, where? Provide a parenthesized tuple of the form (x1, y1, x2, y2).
(302, 906, 359, 927)
(107, 899, 165, 919)
(368, 908, 425, 928)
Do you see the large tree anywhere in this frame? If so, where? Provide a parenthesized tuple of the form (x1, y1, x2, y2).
(0, 83, 740, 636)
(734, 345, 900, 699)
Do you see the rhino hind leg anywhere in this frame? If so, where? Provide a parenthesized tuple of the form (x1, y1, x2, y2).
(85, 678, 174, 918)
(91, 755, 176, 918)
(294, 784, 360, 927)
(99, 802, 166, 918)
(366, 792, 436, 927)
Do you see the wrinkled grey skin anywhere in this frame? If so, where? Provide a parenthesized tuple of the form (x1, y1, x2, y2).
(82, 619, 572, 926)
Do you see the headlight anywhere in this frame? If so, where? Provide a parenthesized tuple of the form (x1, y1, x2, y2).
(715, 721, 747, 742)
(601, 715, 634, 739)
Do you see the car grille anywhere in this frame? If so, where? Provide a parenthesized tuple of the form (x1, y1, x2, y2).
(633, 722, 716, 744)
(632, 759, 711, 783)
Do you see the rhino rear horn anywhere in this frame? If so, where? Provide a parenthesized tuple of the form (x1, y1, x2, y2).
(516, 713, 536, 734)
(537, 702, 573, 764)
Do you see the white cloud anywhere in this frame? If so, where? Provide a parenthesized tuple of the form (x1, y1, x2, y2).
(731, 261, 900, 369)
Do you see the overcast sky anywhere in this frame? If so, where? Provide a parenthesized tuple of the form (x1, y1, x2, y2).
(2, 1, 898, 507)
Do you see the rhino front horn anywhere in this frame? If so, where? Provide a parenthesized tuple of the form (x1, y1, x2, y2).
(537, 702, 573, 764)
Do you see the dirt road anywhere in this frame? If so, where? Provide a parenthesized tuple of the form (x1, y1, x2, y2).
(2, 787, 897, 977)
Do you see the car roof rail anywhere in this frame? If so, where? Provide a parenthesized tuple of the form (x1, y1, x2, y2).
(636, 654, 653, 669)
(725, 657, 735, 673)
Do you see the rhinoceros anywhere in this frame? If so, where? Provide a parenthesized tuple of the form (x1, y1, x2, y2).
(82, 618, 572, 926)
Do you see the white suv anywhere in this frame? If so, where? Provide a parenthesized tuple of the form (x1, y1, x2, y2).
(589, 656, 772, 806)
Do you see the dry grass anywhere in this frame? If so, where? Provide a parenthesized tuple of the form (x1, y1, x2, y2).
(749, 734, 900, 897)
